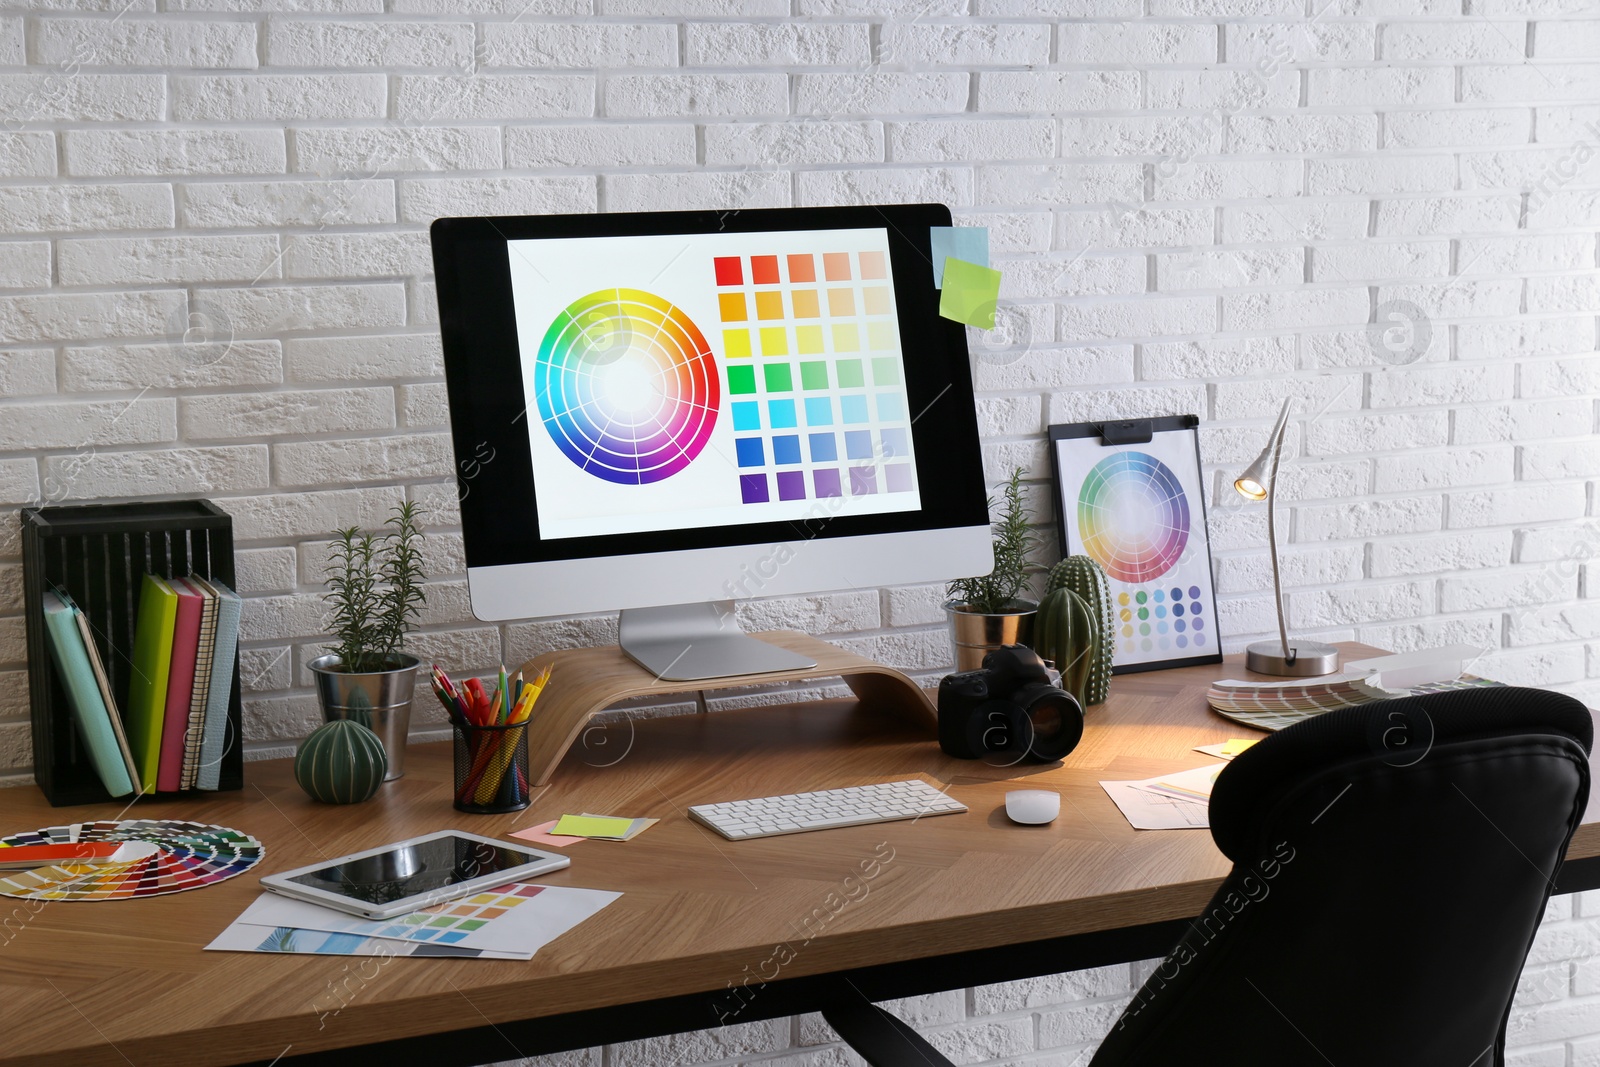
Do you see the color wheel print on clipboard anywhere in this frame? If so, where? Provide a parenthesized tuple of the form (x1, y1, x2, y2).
(1048, 416, 1222, 674)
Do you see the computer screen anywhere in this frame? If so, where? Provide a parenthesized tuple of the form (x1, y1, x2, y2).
(506, 227, 921, 541)
(431, 204, 990, 674)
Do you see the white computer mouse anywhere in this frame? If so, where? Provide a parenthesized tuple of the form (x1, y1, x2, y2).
(1005, 789, 1060, 825)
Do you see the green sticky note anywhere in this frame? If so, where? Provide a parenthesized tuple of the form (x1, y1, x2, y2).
(552, 814, 634, 838)
(938, 257, 1001, 329)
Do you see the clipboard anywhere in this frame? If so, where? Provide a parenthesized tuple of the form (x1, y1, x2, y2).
(1047, 415, 1222, 673)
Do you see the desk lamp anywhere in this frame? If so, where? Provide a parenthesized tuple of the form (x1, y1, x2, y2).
(1232, 398, 1340, 677)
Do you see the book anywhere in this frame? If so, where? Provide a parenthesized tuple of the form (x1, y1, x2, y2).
(126, 575, 179, 794)
(172, 578, 218, 791)
(40, 591, 135, 797)
(191, 576, 241, 791)
(157, 579, 205, 792)
(72, 599, 141, 792)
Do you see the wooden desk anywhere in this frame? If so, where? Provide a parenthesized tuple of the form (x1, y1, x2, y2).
(1, 641, 1595, 1067)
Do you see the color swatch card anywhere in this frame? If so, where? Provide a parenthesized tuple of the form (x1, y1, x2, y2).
(211, 882, 620, 959)
(0, 819, 263, 901)
(507, 229, 922, 541)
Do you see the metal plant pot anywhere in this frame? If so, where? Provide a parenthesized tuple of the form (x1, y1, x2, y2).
(946, 601, 1037, 672)
(308, 653, 419, 781)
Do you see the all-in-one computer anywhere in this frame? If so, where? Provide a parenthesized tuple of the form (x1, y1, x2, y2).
(431, 203, 991, 681)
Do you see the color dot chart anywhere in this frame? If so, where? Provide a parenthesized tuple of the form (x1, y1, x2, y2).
(1053, 423, 1221, 670)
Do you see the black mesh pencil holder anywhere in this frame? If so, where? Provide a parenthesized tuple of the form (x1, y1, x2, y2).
(452, 722, 531, 814)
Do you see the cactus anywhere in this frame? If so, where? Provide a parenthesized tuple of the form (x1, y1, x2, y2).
(1034, 586, 1097, 705)
(1044, 555, 1114, 705)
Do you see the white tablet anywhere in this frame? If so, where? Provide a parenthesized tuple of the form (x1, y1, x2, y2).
(259, 830, 570, 920)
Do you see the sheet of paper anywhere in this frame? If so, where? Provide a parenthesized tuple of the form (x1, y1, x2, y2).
(938, 257, 1002, 329)
(512, 819, 586, 847)
(552, 815, 634, 838)
(1100, 780, 1210, 830)
(929, 226, 989, 287)
(1139, 762, 1227, 804)
(212, 883, 621, 959)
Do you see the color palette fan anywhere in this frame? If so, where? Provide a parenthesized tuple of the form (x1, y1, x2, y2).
(1077, 451, 1191, 584)
(0, 819, 264, 901)
(535, 287, 719, 485)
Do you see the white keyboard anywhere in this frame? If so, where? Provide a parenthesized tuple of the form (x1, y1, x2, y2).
(689, 779, 967, 841)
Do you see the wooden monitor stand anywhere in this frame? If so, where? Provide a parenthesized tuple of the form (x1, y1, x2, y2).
(515, 630, 937, 785)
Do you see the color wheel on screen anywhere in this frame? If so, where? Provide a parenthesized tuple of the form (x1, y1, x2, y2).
(534, 288, 720, 485)
(1077, 451, 1191, 584)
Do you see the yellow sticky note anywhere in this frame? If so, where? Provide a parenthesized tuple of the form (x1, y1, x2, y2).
(1220, 738, 1258, 757)
(552, 815, 633, 838)
(938, 256, 1002, 329)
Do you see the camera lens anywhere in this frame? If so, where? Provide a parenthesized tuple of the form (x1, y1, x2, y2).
(1030, 702, 1063, 740)
(1015, 686, 1084, 762)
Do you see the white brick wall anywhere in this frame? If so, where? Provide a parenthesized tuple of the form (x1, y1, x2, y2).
(1, 2, 1598, 1061)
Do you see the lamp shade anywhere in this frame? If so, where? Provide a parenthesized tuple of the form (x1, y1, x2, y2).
(1232, 397, 1294, 501)
(1233, 457, 1271, 501)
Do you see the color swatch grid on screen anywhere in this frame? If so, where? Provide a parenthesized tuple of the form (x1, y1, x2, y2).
(534, 288, 720, 485)
(713, 250, 917, 506)
(1076, 451, 1206, 657)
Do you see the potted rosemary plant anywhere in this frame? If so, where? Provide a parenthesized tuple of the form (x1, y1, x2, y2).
(308, 501, 427, 781)
(945, 466, 1038, 671)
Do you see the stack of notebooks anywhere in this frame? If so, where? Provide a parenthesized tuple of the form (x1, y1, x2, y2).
(42, 574, 242, 798)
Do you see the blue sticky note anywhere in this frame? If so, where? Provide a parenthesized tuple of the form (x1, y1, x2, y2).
(929, 226, 989, 287)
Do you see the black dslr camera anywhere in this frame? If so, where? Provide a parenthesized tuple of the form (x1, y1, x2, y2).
(938, 645, 1084, 763)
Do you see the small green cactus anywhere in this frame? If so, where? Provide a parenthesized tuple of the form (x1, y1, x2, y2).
(1043, 555, 1114, 705)
(1035, 586, 1096, 705)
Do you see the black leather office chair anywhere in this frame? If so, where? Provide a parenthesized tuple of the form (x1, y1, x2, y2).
(822, 686, 1593, 1067)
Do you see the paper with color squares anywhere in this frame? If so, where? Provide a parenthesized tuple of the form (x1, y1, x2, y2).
(929, 226, 989, 287)
(938, 257, 1002, 329)
(209, 882, 621, 960)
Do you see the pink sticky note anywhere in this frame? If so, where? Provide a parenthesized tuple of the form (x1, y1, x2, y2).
(511, 820, 585, 847)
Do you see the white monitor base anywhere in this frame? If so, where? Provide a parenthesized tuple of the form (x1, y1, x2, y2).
(619, 601, 818, 681)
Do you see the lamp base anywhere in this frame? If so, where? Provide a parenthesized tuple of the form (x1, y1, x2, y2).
(1245, 640, 1341, 677)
